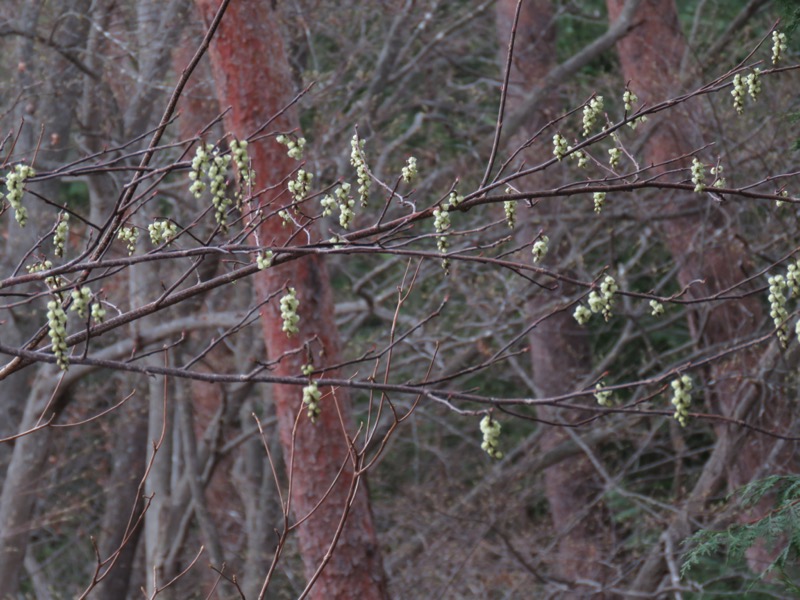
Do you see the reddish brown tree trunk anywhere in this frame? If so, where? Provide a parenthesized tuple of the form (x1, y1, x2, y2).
(194, 2, 388, 598)
(496, 0, 609, 590)
(605, 0, 765, 471)
(607, 0, 790, 591)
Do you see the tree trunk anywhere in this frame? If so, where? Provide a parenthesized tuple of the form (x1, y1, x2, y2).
(606, 0, 765, 477)
(92, 397, 148, 599)
(0, 371, 65, 598)
(496, 0, 609, 590)
(0, 3, 93, 594)
(605, 0, 786, 592)
(194, 2, 388, 597)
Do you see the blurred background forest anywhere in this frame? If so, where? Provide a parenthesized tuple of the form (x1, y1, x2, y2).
(0, 0, 799, 598)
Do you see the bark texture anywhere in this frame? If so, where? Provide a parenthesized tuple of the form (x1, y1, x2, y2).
(606, 0, 792, 592)
(605, 0, 763, 359)
(0, 372, 65, 597)
(496, 0, 609, 591)
(0, 2, 92, 595)
(195, 2, 388, 597)
(92, 397, 148, 599)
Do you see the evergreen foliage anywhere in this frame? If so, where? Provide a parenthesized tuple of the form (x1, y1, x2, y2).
(682, 476, 800, 592)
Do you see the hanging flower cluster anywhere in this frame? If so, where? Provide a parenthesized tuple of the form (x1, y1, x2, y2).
(574, 304, 592, 325)
(209, 151, 233, 227)
(321, 184, 356, 229)
(47, 300, 69, 370)
(594, 382, 612, 407)
(5, 163, 35, 227)
(764, 259, 800, 346)
(320, 194, 336, 217)
(627, 115, 648, 130)
(276, 134, 306, 160)
(433, 204, 451, 272)
(336, 183, 355, 229)
(302, 381, 322, 423)
(53, 212, 69, 258)
(531, 235, 549, 263)
(27, 260, 62, 293)
(230, 138, 254, 208)
(732, 69, 761, 114)
(670, 374, 693, 427)
(570, 147, 589, 168)
(288, 169, 313, 202)
(188, 143, 212, 199)
(608, 147, 621, 169)
(582, 95, 604, 136)
(70, 286, 92, 318)
(553, 133, 568, 161)
(188, 143, 235, 229)
(623, 88, 638, 112)
(587, 275, 618, 321)
(149, 220, 178, 245)
(768, 274, 789, 347)
(91, 301, 106, 323)
(350, 134, 371, 206)
(70, 286, 105, 323)
(650, 300, 665, 317)
(731, 74, 746, 114)
(772, 30, 787, 65)
(786, 260, 800, 297)
(256, 250, 274, 270)
(402, 156, 418, 183)
(593, 191, 606, 214)
(229, 139, 251, 179)
(691, 158, 705, 193)
(70, 286, 106, 323)
(710, 165, 726, 188)
(447, 191, 464, 208)
(280, 287, 300, 336)
(479, 415, 503, 459)
(503, 200, 516, 229)
(118, 226, 139, 255)
(746, 69, 761, 102)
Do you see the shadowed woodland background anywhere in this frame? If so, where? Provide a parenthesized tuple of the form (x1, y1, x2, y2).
(0, 0, 799, 598)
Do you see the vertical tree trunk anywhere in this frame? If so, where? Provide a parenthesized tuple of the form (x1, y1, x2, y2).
(0, 372, 64, 598)
(496, 0, 609, 590)
(92, 397, 148, 599)
(194, 2, 388, 597)
(605, 0, 765, 478)
(605, 0, 786, 591)
(0, 3, 94, 595)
